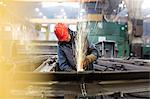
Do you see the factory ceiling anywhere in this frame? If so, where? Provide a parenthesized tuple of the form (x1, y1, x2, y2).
(1, 0, 150, 23)
(2, 0, 122, 19)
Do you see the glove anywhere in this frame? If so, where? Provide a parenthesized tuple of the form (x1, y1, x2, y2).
(82, 54, 97, 69)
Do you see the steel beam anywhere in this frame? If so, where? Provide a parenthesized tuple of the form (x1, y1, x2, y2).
(13, 71, 150, 82)
(11, 80, 150, 98)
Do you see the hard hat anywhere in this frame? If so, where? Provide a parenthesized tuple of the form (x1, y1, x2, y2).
(54, 23, 69, 41)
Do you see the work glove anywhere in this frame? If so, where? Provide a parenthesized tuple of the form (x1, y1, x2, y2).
(82, 54, 97, 69)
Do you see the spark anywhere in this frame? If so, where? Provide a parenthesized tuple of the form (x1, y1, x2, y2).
(75, 2, 87, 72)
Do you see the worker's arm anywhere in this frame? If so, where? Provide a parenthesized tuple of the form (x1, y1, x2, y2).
(89, 44, 99, 60)
(83, 43, 99, 67)
(57, 46, 74, 71)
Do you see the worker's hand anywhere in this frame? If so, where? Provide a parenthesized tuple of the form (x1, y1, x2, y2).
(82, 54, 97, 69)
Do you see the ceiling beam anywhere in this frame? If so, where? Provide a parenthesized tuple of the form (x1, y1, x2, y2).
(29, 19, 78, 24)
(29, 14, 102, 24)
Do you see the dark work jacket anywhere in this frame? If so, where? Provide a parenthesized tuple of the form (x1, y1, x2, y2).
(57, 29, 98, 71)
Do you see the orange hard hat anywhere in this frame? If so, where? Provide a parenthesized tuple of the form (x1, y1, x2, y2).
(54, 23, 69, 41)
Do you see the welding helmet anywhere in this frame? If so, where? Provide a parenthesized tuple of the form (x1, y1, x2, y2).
(54, 23, 69, 41)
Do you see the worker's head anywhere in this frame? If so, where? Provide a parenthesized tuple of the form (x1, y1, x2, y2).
(54, 23, 71, 42)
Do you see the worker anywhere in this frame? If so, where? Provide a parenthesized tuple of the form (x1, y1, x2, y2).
(54, 23, 98, 71)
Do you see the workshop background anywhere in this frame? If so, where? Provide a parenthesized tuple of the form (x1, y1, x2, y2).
(0, 0, 150, 99)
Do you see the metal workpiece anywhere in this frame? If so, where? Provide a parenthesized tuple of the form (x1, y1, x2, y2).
(98, 58, 150, 67)
(9, 40, 150, 99)
(14, 41, 58, 56)
(34, 56, 57, 72)
(12, 70, 150, 82)
(11, 79, 150, 98)
(94, 58, 150, 71)
(8, 59, 150, 99)
(11, 67, 150, 99)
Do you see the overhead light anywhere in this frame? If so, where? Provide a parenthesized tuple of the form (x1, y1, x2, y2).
(41, 24, 48, 26)
(142, 0, 150, 9)
(63, 12, 66, 16)
(43, 16, 47, 19)
(39, 12, 43, 16)
(60, 8, 64, 12)
(80, 13, 83, 16)
(124, 4, 127, 8)
(64, 16, 67, 19)
(122, 1, 125, 5)
(146, 14, 150, 17)
(35, 8, 40, 12)
(80, 9, 85, 13)
(113, 9, 116, 12)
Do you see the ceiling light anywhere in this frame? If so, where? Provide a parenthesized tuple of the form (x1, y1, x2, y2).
(39, 12, 43, 16)
(146, 14, 150, 17)
(43, 16, 47, 19)
(122, 1, 125, 5)
(80, 13, 83, 16)
(119, 3, 123, 8)
(64, 16, 67, 19)
(60, 9, 64, 12)
(35, 8, 40, 12)
(42, 24, 48, 26)
(80, 9, 85, 13)
(63, 12, 66, 15)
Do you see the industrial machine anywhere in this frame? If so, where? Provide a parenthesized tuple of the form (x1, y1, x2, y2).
(95, 40, 116, 58)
